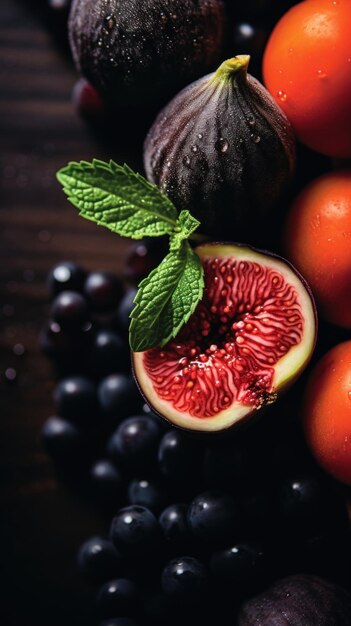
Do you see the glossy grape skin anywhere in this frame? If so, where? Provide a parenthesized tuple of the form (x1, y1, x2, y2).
(77, 536, 122, 582)
(96, 578, 138, 618)
(98, 374, 140, 418)
(91, 329, 129, 377)
(187, 491, 240, 546)
(40, 320, 94, 375)
(108, 416, 161, 472)
(51, 290, 89, 329)
(47, 261, 86, 295)
(53, 376, 97, 423)
(158, 430, 203, 486)
(84, 272, 124, 312)
(99, 620, 140, 626)
(72, 77, 105, 120)
(40, 416, 82, 459)
(159, 503, 190, 547)
(210, 542, 267, 589)
(90, 459, 123, 505)
(161, 556, 207, 598)
(127, 478, 164, 514)
(110, 505, 159, 555)
(277, 474, 348, 538)
(116, 287, 137, 334)
(124, 239, 168, 282)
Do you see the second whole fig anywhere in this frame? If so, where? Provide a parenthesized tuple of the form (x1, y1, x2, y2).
(69, 0, 226, 108)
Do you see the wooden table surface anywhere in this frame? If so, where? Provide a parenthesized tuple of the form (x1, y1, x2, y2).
(0, 2, 147, 624)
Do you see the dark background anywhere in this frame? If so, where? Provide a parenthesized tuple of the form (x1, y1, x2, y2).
(1, 3, 350, 626)
(0, 2, 138, 624)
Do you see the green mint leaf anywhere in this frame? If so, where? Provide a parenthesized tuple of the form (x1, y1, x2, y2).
(130, 241, 204, 352)
(170, 210, 201, 251)
(57, 160, 179, 239)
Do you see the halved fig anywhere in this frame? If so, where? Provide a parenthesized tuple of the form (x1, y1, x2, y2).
(133, 244, 317, 432)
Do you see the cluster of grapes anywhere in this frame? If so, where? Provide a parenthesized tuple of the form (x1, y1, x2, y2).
(40, 249, 351, 626)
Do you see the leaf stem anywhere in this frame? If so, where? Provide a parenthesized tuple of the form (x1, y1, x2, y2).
(189, 231, 210, 243)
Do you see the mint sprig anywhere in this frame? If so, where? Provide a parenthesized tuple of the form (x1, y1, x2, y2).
(129, 241, 204, 351)
(57, 160, 205, 352)
(57, 160, 179, 239)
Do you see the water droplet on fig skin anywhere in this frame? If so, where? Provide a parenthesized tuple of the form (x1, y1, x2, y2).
(183, 156, 191, 167)
(191, 145, 198, 153)
(250, 134, 261, 144)
(215, 138, 229, 153)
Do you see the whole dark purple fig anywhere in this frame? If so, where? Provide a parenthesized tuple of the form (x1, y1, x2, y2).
(68, 0, 226, 107)
(238, 574, 351, 626)
(144, 55, 295, 240)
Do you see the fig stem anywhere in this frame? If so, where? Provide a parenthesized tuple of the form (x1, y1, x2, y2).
(189, 232, 210, 243)
(210, 55, 250, 85)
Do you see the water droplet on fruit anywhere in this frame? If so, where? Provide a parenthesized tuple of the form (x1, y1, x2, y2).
(104, 14, 115, 30)
(317, 69, 327, 79)
(166, 160, 172, 168)
(277, 90, 287, 102)
(348, 391, 351, 401)
(197, 133, 203, 140)
(215, 138, 229, 153)
(247, 114, 255, 126)
(191, 145, 198, 153)
(183, 155, 191, 167)
(250, 134, 261, 144)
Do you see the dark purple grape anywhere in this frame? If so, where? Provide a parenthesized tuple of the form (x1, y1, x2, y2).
(98, 374, 140, 418)
(91, 329, 129, 377)
(210, 542, 267, 588)
(96, 578, 138, 618)
(142, 403, 168, 432)
(159, 504, 190, 546)
(84, 272, 124, 312)
(187, 492, 240, 545)
(116, 287, 137, 334)
(124, 239, 167, 282)
(99, 620, 140, 626)
(243, 485, 279, 540)
(127, 478, 164, 513)
(161, 556, 207, 598)
(40, 320, 93, 364)
(51, 290, 89, 329)
(53, 376, 97, 423)
(277, 474, 348, 538)
(47, 261, 85, 295)
(77, 536, 122, 582)
(72, 77, 105, 120)
(41, 416, 82, 459)
(48, 0, 71, 11)
(110, 505, 159, 555)
(90, 459, 123, 504)
(231, 22, 268, 72)
(158, 430, 203, 486)
(108, 416, 160, 472)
